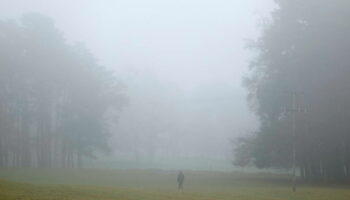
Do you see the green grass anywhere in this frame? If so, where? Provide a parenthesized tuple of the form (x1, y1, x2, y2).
(0, 169, 350, 200)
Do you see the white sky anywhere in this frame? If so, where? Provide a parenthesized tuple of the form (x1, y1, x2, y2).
(0, 0, 275, 90)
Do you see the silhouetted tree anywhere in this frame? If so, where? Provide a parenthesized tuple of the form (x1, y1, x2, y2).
(234, 0, 350, 182)
(0, 13, 126, 168)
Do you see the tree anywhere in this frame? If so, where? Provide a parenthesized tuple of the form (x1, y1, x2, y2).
(234, 0, 350, 182)
(0, 13, 126, 168)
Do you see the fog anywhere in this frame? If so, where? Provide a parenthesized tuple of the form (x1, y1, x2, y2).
(3, 2, 350, 197)
(0, 0, 275, 170)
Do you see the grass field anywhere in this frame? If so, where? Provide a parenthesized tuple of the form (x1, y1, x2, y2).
(0, 169, 350, 200)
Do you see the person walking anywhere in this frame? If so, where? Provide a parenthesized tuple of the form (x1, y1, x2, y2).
(177, 171, 185, 191)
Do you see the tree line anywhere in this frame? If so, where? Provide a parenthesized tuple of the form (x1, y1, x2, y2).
(234, 0, 350, 182)
(0, 13, 126, 168)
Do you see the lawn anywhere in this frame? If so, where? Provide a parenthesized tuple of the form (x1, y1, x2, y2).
(0, 169, 349, 200)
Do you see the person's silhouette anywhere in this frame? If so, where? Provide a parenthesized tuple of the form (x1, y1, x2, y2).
(177, 171, 185, 190)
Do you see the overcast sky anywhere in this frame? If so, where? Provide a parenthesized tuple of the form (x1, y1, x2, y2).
(1, 0, 275, 90)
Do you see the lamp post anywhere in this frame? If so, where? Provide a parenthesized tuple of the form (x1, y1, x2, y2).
(285, 92, 306, 192)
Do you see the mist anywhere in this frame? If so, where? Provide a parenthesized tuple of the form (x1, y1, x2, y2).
(3, 1, 350, 199)
(0, 0, 275, 170)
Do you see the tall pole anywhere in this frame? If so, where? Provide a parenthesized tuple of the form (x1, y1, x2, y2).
(286, 91, 305, 191)
(292, 92, 297, 192)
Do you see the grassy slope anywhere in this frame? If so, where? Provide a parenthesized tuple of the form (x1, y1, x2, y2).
(0, 169, 350, 200)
